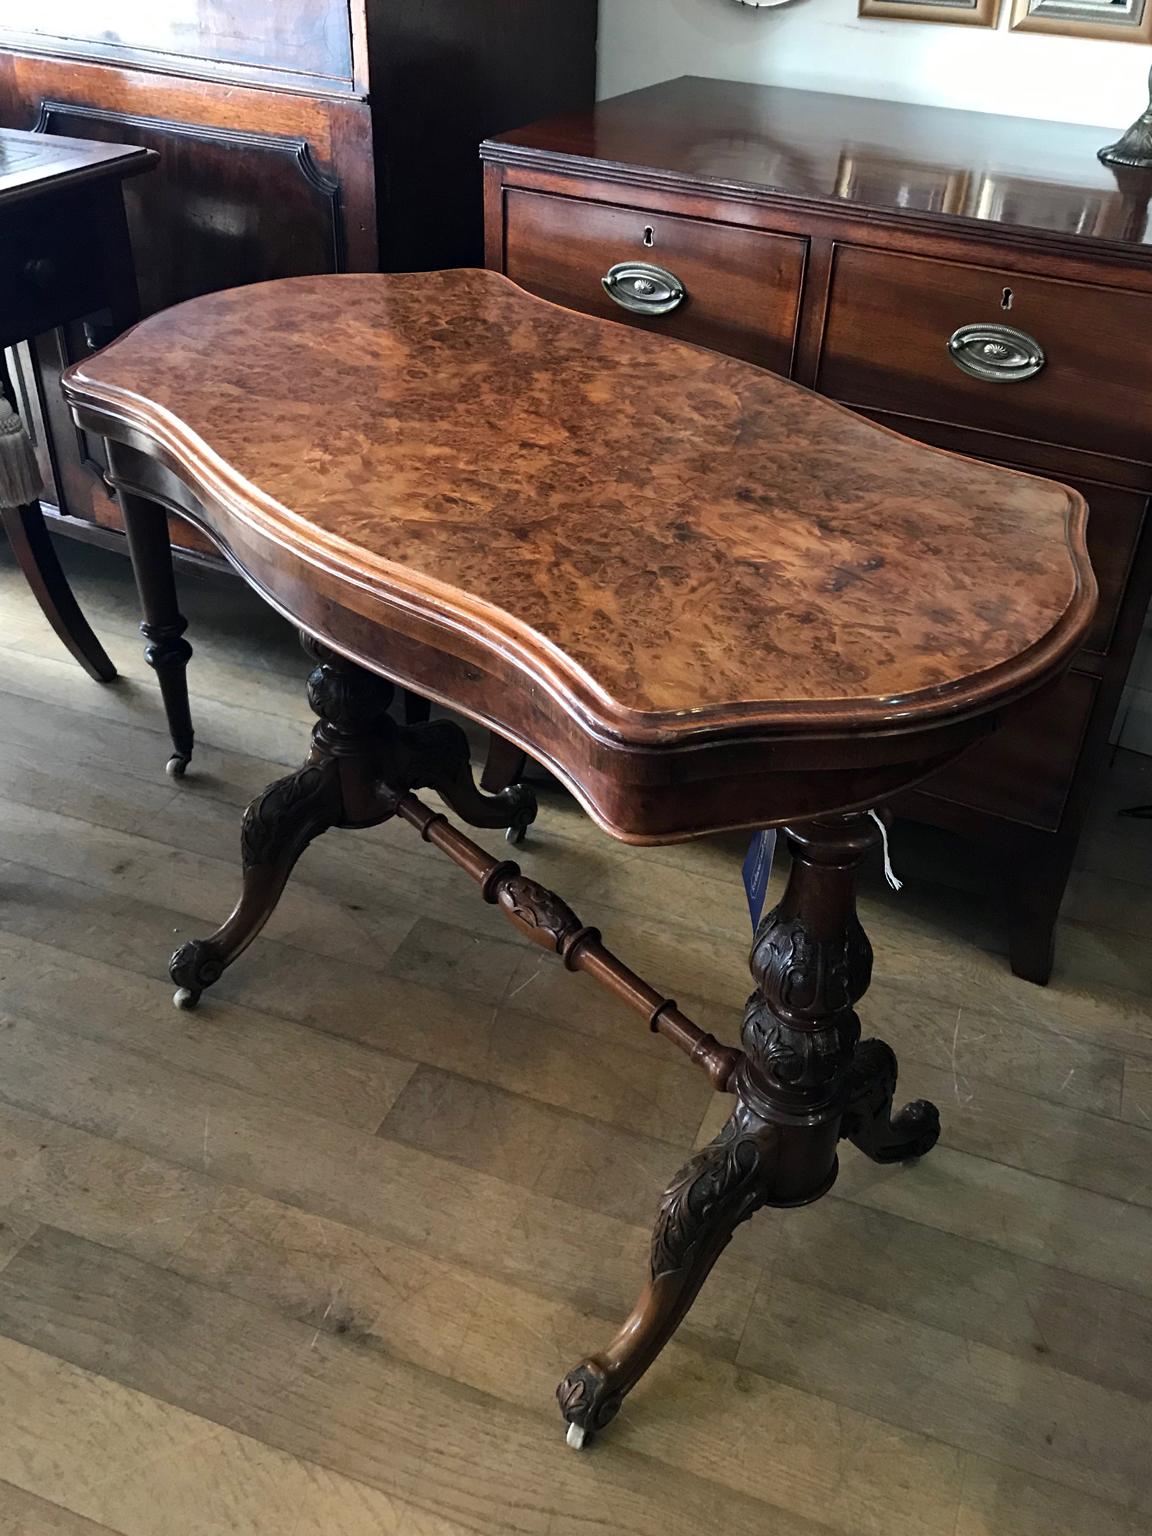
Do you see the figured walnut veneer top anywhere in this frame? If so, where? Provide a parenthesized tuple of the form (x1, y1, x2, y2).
(65, 269, 1093, 745)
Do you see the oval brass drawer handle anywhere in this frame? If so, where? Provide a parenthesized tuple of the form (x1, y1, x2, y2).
(947, 323, 1046, 383)
(602, 261, 686, 315)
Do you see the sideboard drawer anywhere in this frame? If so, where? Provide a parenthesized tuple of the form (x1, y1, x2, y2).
(818, 247, 1152, 465)
(1057, 479, 1147, 658)
(918, 670, 1098, 831)
(503, 189, 805, 375)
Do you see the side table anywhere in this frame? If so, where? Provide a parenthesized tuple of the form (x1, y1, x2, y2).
(0, 127, 154, 681)
(63, 269, 1095, 1441)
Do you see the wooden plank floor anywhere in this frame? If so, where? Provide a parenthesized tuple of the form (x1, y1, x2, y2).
(1, 538, 1151, 1536)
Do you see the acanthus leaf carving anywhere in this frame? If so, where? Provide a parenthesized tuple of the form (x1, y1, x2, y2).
(240, 762, 335, 869)
(650, 1114, 765, 1280)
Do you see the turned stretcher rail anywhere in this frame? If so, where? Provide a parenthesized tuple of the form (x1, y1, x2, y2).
(396, 793, 744, 1091)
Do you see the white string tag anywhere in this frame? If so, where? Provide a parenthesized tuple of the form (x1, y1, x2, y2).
(868, 810, 903, 891)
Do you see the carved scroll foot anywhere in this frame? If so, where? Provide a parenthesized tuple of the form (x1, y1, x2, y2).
(399, 718, 537, 838)
(169, 757, 344, 1008)
(558, 1104, 777, 1446)
(840, 1038, 940, 1164)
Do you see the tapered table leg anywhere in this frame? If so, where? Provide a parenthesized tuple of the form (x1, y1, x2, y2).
(114, 482, 194, 778)
(2, 502, 117, 682)
(558, 811, 939, 1445)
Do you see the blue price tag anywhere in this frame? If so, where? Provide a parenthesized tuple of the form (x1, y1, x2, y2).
(742, 829, 777, 932)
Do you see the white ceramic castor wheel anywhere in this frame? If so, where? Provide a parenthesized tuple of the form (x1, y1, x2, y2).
(565, 1422, 587, 1450)
(166, 753, 190, 779)
(173, 987, 200, 1010)
(506, 822, 528, 846)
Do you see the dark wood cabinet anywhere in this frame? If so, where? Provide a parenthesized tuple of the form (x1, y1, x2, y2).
(482, 76, 1152, 983)
(502, 189, 806, 370)
(817, 245, 1152, 463)
(0, 2, 597, 540)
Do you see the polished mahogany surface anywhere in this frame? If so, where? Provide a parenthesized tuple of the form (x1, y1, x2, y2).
(63, 270, 1094, 837)
(485, 76, 1152, 251)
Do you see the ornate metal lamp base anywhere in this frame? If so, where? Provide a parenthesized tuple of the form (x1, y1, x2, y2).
(1099, 69, 1152, 169)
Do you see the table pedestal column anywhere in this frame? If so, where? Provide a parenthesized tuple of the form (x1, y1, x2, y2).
(557, 814, 940, 1446)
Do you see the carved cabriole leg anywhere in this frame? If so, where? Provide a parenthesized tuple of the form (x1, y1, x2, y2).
(558, 812, 940, 1444)
(169, 757, 344, 1007)
(841, 1039, 940, 1163)
(169, 638, 393, 1008)
(169, 635, 536, 1008)
(558, 1103, 781, 1445)
(395, 717, 536, 840)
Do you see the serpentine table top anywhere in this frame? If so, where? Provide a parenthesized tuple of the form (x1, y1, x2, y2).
(62, 268, 1095, 840)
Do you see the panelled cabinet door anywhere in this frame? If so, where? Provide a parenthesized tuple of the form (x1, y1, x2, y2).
(0, 1, 360, 93)
(35, 101, 349, 314)
(1, 58, 372, 540)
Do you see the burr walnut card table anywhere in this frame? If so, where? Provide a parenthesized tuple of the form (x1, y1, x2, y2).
(62, 269, 1094, 1445)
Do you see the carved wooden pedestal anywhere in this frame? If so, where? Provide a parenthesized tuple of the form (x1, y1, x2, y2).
(172, 639, 939, 1444)
(557, 815, 938, 1445)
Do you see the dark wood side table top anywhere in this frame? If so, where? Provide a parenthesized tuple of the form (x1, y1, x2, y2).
(0, 126, 154, 205)
(62, 268, 1095, 837)
(0, 128, 156, 353)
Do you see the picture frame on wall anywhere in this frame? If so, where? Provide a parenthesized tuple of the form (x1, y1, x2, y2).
(858, 0, 1000, 25)
(1009, 0, 1152, 40)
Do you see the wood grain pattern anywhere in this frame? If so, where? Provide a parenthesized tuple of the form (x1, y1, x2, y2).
(0, 127, 151, 201)
(63, 268, 1094, 839)
(501, 188, 806, 371)
(817, 245, 1152, 465)
(64, 269, 1090, 731)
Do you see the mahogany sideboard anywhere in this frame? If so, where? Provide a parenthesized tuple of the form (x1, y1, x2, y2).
(0, 0, 597, 544)
(482, 77, 1152, 984)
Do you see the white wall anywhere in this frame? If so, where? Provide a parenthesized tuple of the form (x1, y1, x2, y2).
(598, 0, 1150, 131)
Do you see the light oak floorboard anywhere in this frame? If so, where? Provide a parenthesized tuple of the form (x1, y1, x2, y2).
(0, 1479, 119, 1536)
(0, 1336, 467, 1536)
(3, 546, 1152, 1535)
(0, 1229, 835, 1536)
(0, 1103, 966, 1536)
(0, 1018, 754, 1355)
(3, 1096, 1150, 1536)
(738, 1270, 1152, 1511)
